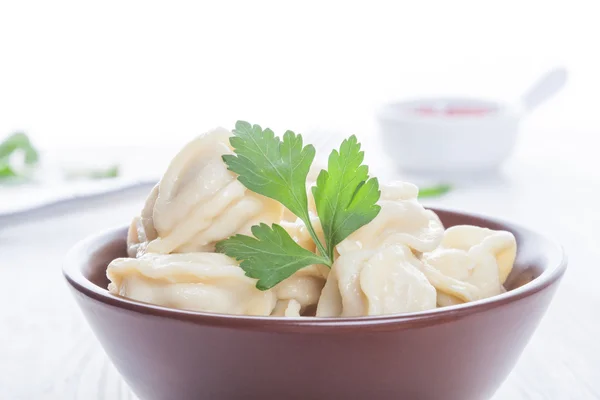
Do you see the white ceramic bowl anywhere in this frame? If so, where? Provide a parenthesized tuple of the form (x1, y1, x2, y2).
(377, 97, 520, 175)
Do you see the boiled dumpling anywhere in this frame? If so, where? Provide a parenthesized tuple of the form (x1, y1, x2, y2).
(273, 219, 329, 315)
(126, 216, 148, 258)
(336, 182, 444, 255)
(108, 252, 328, 317)
(420, 225, 517, 306)
(107, 252, 277, 315)
(272, 264, 328, 316)
(127, 128, 284, 257)
(126, 184, 161, 257)
(271, 299, 302, 317)
(379, 180, 420, 201)
(316, 244, 437, 317)
(118, 126, 519, 319)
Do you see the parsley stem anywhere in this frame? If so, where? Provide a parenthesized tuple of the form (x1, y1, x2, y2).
(301, 213, 331, 266)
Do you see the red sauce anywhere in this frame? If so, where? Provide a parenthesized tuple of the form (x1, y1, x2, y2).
(414, 106, 493, 117)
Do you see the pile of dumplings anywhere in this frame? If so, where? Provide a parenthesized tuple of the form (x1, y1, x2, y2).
(107, 128, 517, 317)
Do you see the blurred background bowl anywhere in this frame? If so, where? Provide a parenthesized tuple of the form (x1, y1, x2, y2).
(378, 97, 520, 176)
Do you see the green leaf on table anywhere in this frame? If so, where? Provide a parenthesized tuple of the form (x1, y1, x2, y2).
(63, 164, 120, 180)
(0, 132, 39, 182)
(312, 135, 381, 256)
(418, 184, 452, 198)
(215, 223, 329, 290)
(0, 161, 17, 177)
(0, 132, 39, 165)
(91, 164, 120, 179)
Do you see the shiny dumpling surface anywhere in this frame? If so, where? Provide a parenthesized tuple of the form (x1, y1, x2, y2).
(107, 252, 278, 315)
(127, 128, 283, 257)
(108, 252, 328, 317)
(336, 182, 444, 255)
(271, 264, 328, 316)
(270, 299, 302, 317)
(420, 225, 517, 306)
(316, 244, 437, 317)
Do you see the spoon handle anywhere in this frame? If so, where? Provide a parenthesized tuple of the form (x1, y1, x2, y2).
(520, 67, 568, 113)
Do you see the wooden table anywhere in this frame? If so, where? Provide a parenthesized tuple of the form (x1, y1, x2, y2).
(2, 131, 599, 399)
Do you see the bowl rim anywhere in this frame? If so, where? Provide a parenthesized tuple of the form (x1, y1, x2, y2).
(63, 207, 567, 331)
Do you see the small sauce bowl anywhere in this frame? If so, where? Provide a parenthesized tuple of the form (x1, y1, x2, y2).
(377, 68, 568, 177)
(377, 97, 520, 174)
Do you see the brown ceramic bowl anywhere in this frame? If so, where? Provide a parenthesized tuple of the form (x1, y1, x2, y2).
(63, 208, 566, 400)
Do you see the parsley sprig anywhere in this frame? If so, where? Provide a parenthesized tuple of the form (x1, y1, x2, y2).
(216, 223, 329, 291)
(216, 121, 381, 290)
(312, 135, 381, 258)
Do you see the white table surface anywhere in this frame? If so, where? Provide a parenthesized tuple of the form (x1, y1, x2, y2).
(1, 125, 599, 399)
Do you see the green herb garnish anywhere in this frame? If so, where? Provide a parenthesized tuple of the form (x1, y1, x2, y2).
(418, 184, 452, 199)
(0, 132, 39, 180)
(312, 136, 381, 257)
(63, 164, 120, 180)
(0, 132, 39, 164)
(216, 224, 329, 290)
(91, 164, 120, 179)
(216, 121, 381, 289)
(0, 162, 17, 178)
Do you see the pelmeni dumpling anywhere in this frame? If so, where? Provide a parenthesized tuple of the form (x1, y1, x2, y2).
(336, 182, 444, 255)
(271, 265, 326, 317)
(107, 252, 277, 315)
(316, 244, 437, 317)
(117, 125, 520, 319)
(127, 128, 284, 257)
(126, 184, 161, 257)
(127, 216, 149, 258)
(420, 225, 517, 307)
(272, 219, 329, 316)
(271, 299, 302, 317)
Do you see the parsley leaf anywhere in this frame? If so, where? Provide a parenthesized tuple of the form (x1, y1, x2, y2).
(215, 223, 329, 290)
(222, 121, 327, 257)
(223, 121, 314, 219)
(312, 135, 381, 256)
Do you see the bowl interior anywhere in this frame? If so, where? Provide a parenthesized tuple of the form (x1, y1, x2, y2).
(80, 208, 561, 297)
(84, 232, 126, 291)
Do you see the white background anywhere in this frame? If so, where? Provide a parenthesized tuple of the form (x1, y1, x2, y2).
(0, 0, 598, 152)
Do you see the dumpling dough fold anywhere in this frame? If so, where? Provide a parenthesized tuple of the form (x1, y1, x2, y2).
(337, 182, 444, 255)
(316, 244, 437, 317)
(420, 225, 517, 306)
(107, 252, 278, 315)
(127, 128, 283, 257)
